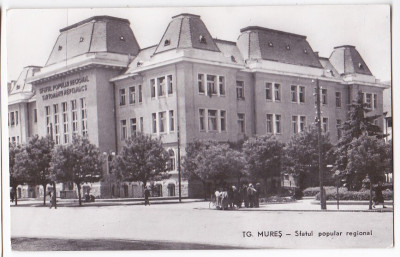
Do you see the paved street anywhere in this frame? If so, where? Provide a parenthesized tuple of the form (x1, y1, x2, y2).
(10, 200, 393, 250)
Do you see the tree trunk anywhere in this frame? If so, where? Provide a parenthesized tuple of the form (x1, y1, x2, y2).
(13, 186, 18, 206)
(77, 183, 82, 206)
(43, 184, 47, 206)
(52, 181, 57, 209)
(264, 178, 268, 197)
(369, 182, 373, 210)
(203, 181, 207, 200)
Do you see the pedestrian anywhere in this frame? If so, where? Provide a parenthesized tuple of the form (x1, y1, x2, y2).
(254, 183, 261, 207)
(242, 184, 248, 208)
(247, 184, 256, 208)
(227, 185, 234, 209)
(10, 190, 15, 203)
(373, 181, 386, 208)
(49, 192, 56, 209)
(144, 186, 150, 206)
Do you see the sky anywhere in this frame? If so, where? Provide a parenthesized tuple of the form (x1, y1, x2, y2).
(6, 5, 391, 82)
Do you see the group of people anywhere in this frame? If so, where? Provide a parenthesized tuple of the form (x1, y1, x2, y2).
(214, 183, 261, 210)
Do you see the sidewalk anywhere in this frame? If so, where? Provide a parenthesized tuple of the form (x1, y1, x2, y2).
(11, 197, 393, 212)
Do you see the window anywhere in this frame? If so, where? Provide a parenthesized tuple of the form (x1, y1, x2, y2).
(236, 81, 244, 99)
(34, 109, 38, 123)
(274, 83, 281, 101)
(365, 93, 372, 109)
(336, 119, 342, 139)
(321, 89, 327, 105)
(199, 109, 205, 131)
(336, 92, 342, 108)
(159, 112, 166, 133)
(266, 114, 273, 134)
(265, 83, 272, 100)
(207, 75, 217, 95)
(167, 149, 176, 171)
(138, 85, 143, 103)
(130, 118, 137, 136)
(299, 116, 306, 132)
(299, 86, 305, 103)
(322, 117, 328, 132)
(150, 79, 156, 98)
(80, 98, 88, 136)
(238, 113, 245, 133)
(140, 117, 144, 133)
(54, 104, 60, 145)
(164, 39, 170, 46)
(129, 86, 136, 104)
(169, 110, 174, 132)
(158, 77, 165, 97)
(71, 100, 78, 135)
(275, 115, 281, 134)
(152, 113, 157, 133)
(291, 85, 297, 102)
(199, 35, 206, 43)
(119, 88, 126, 106)
(198, 74, 205, 94)
(121, 120, 127, 140)
(15, 111, 19, 125)
(10, 112, 15, 126)
(167, 75, 173, 95)
(218, 76, 226, 96)
(62, 102, 69, 144)
(220, 110, 226, 132)
(292, 116, 298, 134)
(373, 94, 377, 109)
(45, 106, 51, 136)
(208, 110, 217, 131)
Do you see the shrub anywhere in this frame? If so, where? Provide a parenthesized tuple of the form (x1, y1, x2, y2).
(303, 186, 336, 197)
(315, 188, 393, 201)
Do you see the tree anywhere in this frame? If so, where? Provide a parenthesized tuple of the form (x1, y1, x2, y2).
(243, 135, 285, 194)
(14, 135, 54, 206)
(333, 92, 383, 190)
(112, 134, 169, 188)
(284, 126, 333, 190)
(51, 136, 103, 206)
(346, 135, 390, 209)
(9, 143, 25, 206)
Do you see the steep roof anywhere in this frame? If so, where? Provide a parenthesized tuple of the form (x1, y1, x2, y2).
(153, 13, 220, 55)
(46, 16, 140, 66)
(328, 45, 373, 76)
(9, 66, 41, 95)
(237, 26, 323, 68)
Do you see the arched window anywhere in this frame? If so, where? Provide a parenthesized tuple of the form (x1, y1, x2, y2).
(167, 149, 176, 171)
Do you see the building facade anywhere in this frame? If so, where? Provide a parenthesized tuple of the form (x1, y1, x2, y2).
(8, 14, 388, 199)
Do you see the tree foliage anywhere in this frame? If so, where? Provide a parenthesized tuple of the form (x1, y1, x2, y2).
(346, 135, 391, 208)
(284, 126, 333, 189)
(333, 92, 384, 189)
(51, 135, 103, 206)
(243, 135, 284, 190)
(14, 135, 54, 205)
(112, 134, 169, 186)
(9, 143, 25, 205)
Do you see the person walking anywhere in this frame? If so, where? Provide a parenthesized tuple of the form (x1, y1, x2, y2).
(49, 191, 57, 209)
(242, 184, 248, 208)
(144, 186, 151, 206)
(373, 181, 386, 208)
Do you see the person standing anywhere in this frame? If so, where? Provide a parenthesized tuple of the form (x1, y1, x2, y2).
(49, 191, 56, 209)
(144, 186, 150, 206)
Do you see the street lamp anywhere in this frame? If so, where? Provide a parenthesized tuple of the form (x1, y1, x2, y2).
(103, 151, 115, 198)
(314, 79, 327, 210)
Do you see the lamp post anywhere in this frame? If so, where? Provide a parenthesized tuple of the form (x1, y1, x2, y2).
(103, 151, 115, 198)
(314, 79, 327, 210)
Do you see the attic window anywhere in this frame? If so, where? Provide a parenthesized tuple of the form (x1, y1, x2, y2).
(303, 49, 308, 54)
(199, 35, 207, 44)
(16, 85, 20, 90)
(137, 61, 143, 67)
(358, 62, 364, 70)
(268, 42, 273, 47)
(231, 55, 237, 63)
(120, 36, 125, 41)
(79, 37, 84, 42)
(58, 45, 63, 51)
(286, 45, 291, 50)
(164, 39, 171, 46)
